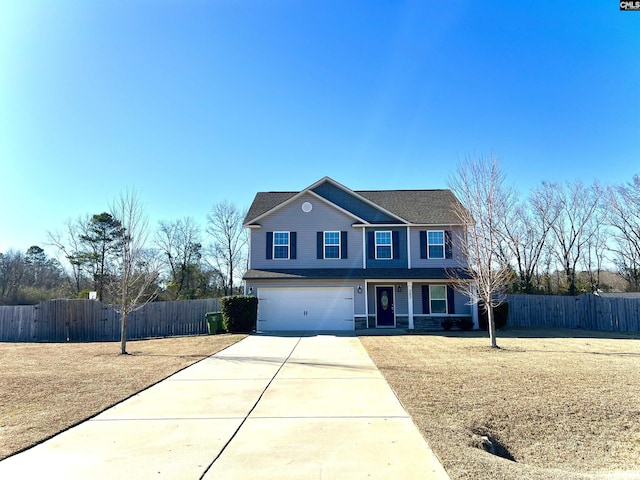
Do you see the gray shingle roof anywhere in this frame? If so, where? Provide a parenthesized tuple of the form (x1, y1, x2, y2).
(244, 183, 464, 225)
(244, 191, 297, 225)
(357, 189, 463, 225)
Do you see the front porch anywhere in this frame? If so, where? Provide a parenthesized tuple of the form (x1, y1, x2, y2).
(356, 280, 478, 331)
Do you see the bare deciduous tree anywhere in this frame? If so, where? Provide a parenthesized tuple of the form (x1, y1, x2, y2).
(48, 217, 91, 296)
(206, 200, 247, 295)
(449, 154, 515, 348)
(110, 190, 161, 354)
(156, 217, 203, 299)
(582, 206, 609, 293)
(608, 175, 640, 291)
(0, 249, 25, 304)
(501, 194, 559, 293)
(544, 181, 603, 295)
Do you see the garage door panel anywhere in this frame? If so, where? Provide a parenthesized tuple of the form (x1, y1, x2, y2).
(257, 287, 354, 331)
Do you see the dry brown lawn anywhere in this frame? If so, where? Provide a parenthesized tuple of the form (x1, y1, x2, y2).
(360, 329, 640, 480)
(0, 334, 245, 460)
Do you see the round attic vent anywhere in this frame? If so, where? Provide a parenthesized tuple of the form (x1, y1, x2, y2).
(302, 201, 313, 213)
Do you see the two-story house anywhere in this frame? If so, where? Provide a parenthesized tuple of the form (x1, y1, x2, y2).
(243, 177, 478, 332)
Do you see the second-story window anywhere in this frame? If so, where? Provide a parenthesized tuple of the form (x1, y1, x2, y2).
(273, 231, 290, 259)
(317, 231, 347, 260)
(428, 231, 445, 259)
(324, 231, 340, 259)
(420, 230, 452, 260)
(375, 231, 392, 259)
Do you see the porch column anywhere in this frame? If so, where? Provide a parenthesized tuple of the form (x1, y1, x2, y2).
(471, 282, 479, 329)
(364, 281, 369, 328)
(407, 281, 414, 329)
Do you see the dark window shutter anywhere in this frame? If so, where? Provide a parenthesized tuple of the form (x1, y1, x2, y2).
(392, 231, 400, 259)
(422, 285, 430, 314)
(266, 232, 273, 260)
(447, 285, 455, 314)
(341, 231, 348, 259)
(445, 230, 453, 259)
(420, 231, 427, 259)
(367, 231, 375, 259)
(317, 232, 323, 259)
(290, 232, 297, 259)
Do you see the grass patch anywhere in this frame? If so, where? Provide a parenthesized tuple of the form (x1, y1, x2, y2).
(0, 334, 245, 460)
(360, 328, 640, 480)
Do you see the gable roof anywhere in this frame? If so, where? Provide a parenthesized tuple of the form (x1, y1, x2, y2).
(244, 177, 464, 226)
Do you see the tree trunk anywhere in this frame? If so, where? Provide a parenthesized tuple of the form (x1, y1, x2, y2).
(487, 305, 498, 348)
(120, 311, 127, 354)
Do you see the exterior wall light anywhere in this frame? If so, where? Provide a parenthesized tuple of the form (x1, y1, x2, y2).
(357, 285, 362, 294)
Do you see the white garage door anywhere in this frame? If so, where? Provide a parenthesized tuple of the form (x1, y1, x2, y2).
(257, 287, 354, 331)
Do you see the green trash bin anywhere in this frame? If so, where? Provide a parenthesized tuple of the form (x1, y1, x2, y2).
(205, 312, 223, 334)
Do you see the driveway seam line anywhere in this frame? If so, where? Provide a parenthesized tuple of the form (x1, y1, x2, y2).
(91, 417, 248, 422)
(247, 415, 411, 419)
(198, 336, 302, 480)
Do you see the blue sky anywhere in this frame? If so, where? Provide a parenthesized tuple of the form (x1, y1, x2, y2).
(1, 0, 638, 255)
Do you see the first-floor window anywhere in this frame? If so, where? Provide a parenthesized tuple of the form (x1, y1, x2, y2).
(273, 231, 290, 259)
(375, 231, 392, 259)
(430, 285, 447, 314)
(324, 231, 340, 259)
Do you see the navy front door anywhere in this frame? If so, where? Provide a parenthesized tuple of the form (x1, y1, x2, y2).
(376, 286, 395, 327)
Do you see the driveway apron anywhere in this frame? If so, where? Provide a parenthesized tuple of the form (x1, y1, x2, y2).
(0, 334, 449, 479)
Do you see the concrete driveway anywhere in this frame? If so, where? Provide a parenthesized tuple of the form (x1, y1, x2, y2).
(0, 334, 449, 479)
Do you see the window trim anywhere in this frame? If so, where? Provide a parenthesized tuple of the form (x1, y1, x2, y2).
(429, 284, 448, 314)
(375, 230, 393, 260)
(427, 230, 445, 259)
(323, 231, 341, 260)
(272, 231, 290, 260)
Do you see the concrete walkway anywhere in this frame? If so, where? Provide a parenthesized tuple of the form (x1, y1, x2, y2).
(0, 334, 449, 479)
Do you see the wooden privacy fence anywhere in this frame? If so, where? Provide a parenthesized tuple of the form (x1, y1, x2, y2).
(0, 298, 221, 342)
(507, 294, 640, 332)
